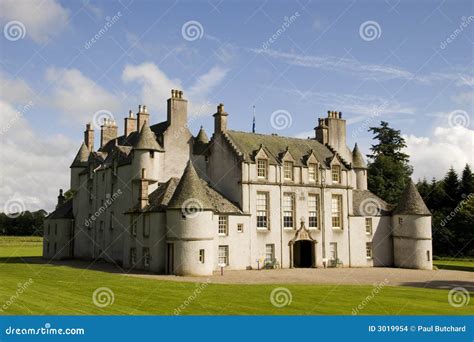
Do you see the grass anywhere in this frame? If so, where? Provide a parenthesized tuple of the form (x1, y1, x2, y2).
(433, 258, 474, 272)
(0, 236, 472, 315)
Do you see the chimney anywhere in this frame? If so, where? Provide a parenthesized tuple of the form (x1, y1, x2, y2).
(320, 110, 348, 160)
(136, 104, 150, 131)
(213, 103, 228, 135)
(315, 118, 329, 145)
(100, 118, 118, 148)
(124, 110, 137, 136)
(57, 189, 65, 208)
(167, 89, 188, 131)
(139, 168, 149, 209)
(84, 123, 94, 151)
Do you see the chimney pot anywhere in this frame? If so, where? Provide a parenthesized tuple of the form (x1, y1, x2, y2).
(129, 110, 133, 118)
(339, 111, 342, 118)
(143, 105, 147, 113)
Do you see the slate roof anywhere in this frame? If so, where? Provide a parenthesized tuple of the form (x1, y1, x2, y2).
(393, 180, 431, 215)
(134, 124, 163, 151)
(70, 142, 90, 168)
(352, 190, 393, 216)
(47, 199, 73, 220)
(224, 130, 335, 168)
(167, 161, 241, 213)
(352, 143, 367, 169)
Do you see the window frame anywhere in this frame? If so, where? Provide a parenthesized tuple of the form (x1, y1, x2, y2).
(365, 217, 373, 235)
(143, 247, 150, 268)
(143, 214, 150, 237)
(256, 192, 269, 229)
(283, 192, 295, 229)
(131, 216, 137, 236)
(283, 161, 294, 181)
(331, 194, 343, 229)
(308, 163, 318, 183)
(366, 242, 373, 259)
(199, 249, 205, 263)
(265, 244, 275, 261)
(218, 215, 228, 236)
(130, 247, 137, 265)
(308, 194, 320, 229)
(257, 159, 268, 179)
(331, 165, 341, 184)
(218, 245, 229, 266)
(237, 223, 244, 233)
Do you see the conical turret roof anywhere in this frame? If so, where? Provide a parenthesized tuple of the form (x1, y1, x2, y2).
(352, 143, 367, 169)
(134, 124, 162, 151)
(70, 142, 90, 168)
(393, 179, 431, 215)
(167, 161, 214, 210)
(196, 126, 209, 144)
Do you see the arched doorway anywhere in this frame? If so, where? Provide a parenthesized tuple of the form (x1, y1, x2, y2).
(294, 240, 313, 268)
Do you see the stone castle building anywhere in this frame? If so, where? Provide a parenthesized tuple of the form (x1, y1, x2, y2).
(43, 90, 433, 275)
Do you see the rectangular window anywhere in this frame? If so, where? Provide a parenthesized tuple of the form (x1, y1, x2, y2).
(131, 217, 137, 236)
(366, 242, 372, 259)
(99, 221, 104, 231)
(55, 224, 57, 235)
(283, 193, 295, 229)
(237, 223, 244, 233)
(199, 249, 205, 263)
(109, 211, 114, 230)
(130, 248, 137, 265)
(398, 217, 404, 225)
(308, 163, 318, 182)
(331, 195, 343, 229)
(143, 247, 150, 267)
(265, 244, 275, 261)
(143, 214, 150, 237)
(427, 250, 430, 261)
(332, 165, 341, 183)
(257, 192, 269, 229)
(218, 245, 229, 266)
(257, 159, 267, 179)
(365, 218, 372, 235)
(149, 151, 154, 159)
(47, 224, 50, 235)
(329, 242, 337, 261)
(284, 161, 293, 180)
(308, 194, 319, 229)
(218, 215, 228, 235)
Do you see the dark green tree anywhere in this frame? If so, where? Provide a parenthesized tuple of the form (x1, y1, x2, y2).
(366, 121, 413, 204)
(460, 164, 474, 197)
(442, 167, 460, 210)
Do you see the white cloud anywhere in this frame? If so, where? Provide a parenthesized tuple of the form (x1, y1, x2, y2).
(46, 67, 120, 124)
(122, 62, 228, 118)
(405, 126, 474, 181)
(0, 0, 70, 44)
(0, 73, 36, 104)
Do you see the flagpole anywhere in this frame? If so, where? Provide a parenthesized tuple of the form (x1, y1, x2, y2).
(252, 105, 256, 133)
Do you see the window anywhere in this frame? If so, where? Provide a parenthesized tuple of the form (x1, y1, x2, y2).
(427, 250, 431, 261)
(130, 248, 137, 265)
(308, 163, 318, 182)
(143, 247, 150, 268)
(143, 214, 150, 237)
(308, 194, 319, 229)
(257, 159, 267, 179)
(365, 218, 372, 235)
(100, 221, 104, 231)
(237, 224, 244, 233)
(329, 242, 337, 261)
(257, 192, 269, 229)
(366, 242, 372, 259)
(218, 215, 228, 235)
(218, 245, 229, 265)
(54, 224, 57, 235)
(283, 193, 295, 229)
(199, 249, 205, 263)
(47, 224, 50, 235)
(131, 217, 137, 236)
(398, 217, 404, 225)
(265, 244, 275, 261)
(54, 242, 57, 255)
(109, 212, 114, 230)
(284, 161, 293, 180)
(331, 165, 341, 183)
(149, 151, 154, 159)
(46, 242, 49, 254)
(331, 195, 343, 229)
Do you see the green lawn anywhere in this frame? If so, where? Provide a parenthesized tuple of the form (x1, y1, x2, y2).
(0, 236, 472, 315)
(434, 258, 474, 272)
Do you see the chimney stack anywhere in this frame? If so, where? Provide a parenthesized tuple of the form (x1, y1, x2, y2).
(137, 104, 150, 131)
(213, 103, 228, 135)
(167, 89, 188, 130)
(57, 189, 65, 208)
(124, 110, 137, 136)
(84, 123, 94, 151)
(100, 118, 118, 148)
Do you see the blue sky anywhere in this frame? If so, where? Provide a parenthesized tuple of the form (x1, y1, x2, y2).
(0, 0, 473, 211)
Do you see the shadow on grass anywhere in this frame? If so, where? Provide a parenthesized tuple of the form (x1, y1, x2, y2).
(401, 280, 474, 292)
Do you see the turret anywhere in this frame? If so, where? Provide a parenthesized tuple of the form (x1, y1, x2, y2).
(392, 180, 432, 270)
(352, 143, 368, 190)
(70, 142, 90, 191)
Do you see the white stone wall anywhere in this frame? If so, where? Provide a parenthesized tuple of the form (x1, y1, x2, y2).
(43, 218, 73, 260)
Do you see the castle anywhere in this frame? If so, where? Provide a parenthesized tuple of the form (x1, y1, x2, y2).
(43, 90, 433, 275)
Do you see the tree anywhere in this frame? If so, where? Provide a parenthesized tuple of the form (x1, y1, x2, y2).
(442, 167, 460, 210)
(460, 164, 474, 197)
(366, 121, 413, 204)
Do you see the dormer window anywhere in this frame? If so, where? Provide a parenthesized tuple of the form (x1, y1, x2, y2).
(308, 163, 318, 182)
(332, 165, 341, 184)
(257, 159, 267, 179)
(284, 161, 293, 180)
